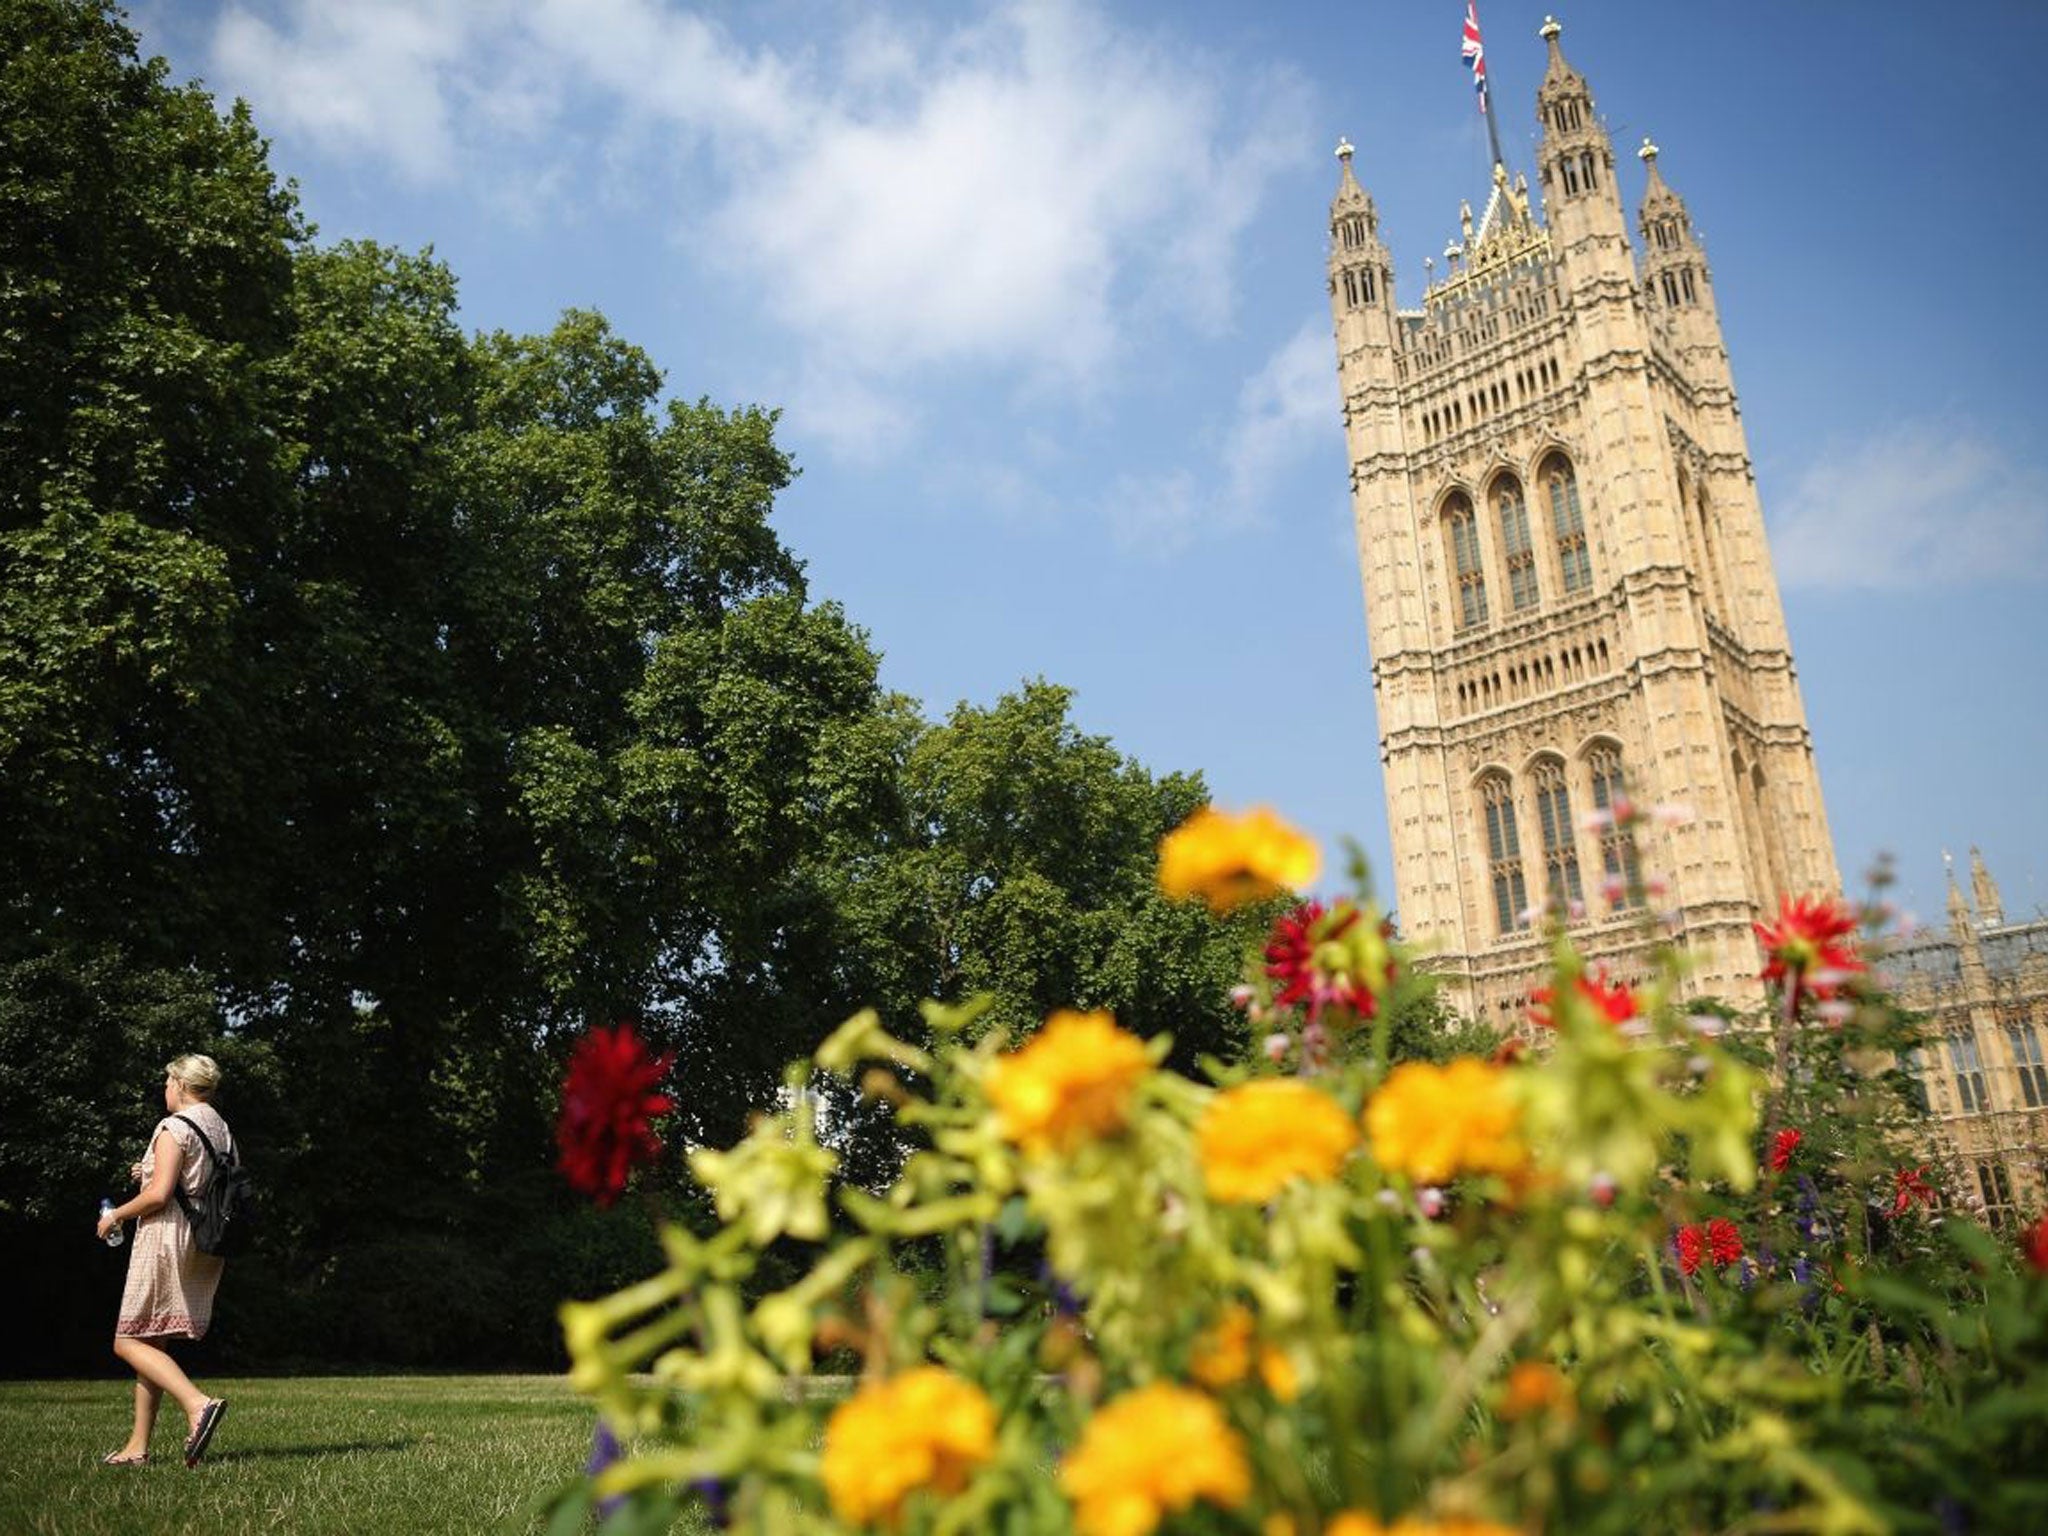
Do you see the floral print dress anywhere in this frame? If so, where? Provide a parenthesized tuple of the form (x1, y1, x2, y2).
(115, 1104, 231, 1340)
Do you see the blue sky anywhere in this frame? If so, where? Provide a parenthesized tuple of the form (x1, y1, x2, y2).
(133, 1, 2048, 931)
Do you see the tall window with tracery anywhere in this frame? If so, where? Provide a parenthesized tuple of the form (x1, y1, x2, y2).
(1977, 1161, 2014, 1229)
(1903, 1049, 1932, 1115)
(1544, 456, 1591, 593)
(1445, 493, 1489, 630)
(1481, 775, 1529, 935)
(1949, 1034, 1989, 1114)
(1531, 759, 1583, 911)
(2007, 1022, 2048, 1109)
(1586, 745, 1639, 905)
(1497, 478, 1540, 611)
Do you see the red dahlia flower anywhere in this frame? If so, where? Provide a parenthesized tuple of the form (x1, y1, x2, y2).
(2025, 1216, 2048, 1274)
(1767, 1128, 1803, 1173)
(1705, 1217, 1744, 1268)
(1755, 894, 1863, 1002)
(1674, 1224, 1706, 1277)
(1892, 1165, 1937, 1217)
(1529, 968, 1639, 1031)
(1262, 899, 1393, 1024)
(557, 1023, 675, 1206)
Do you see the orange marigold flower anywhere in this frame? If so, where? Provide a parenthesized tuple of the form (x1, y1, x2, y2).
(1263, 899, 1396, 1024)
(1188, 1304, 1255, 1389)
(1059, 1382, 1250, 1536)
(1189, 1303, 1298, 1399)
(987, 1010, 1151, 1156)
(1325, 1516, 1518, 1536)
(820, 1366, 997, 1527)
(1365, 1058, 1526, 1185)
(1528, 968, 1638, 1030)
(1198, 1079, 1360, 1203)
(1259, 1344, 1300, 1402)
(1499, 1360, 1574, 1421)
(1755, 893, 1863, 1000)
(1158, 805, 1319, 911)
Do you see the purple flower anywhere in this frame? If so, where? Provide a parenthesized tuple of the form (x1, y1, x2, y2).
(1794, 1177, 1833, 1245)
(587, 1419, 625, 1520)
(690, 1478, 734, 1530)
(1038, 1260, 1085, 1317)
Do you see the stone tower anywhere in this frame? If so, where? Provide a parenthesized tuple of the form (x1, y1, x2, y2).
(1327, 17, 1839, 1023)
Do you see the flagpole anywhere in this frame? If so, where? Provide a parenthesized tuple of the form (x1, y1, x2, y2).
(1462, 1, 1508, 174)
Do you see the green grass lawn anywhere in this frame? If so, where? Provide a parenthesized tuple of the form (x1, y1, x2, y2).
(0, 1375, 671, 1536)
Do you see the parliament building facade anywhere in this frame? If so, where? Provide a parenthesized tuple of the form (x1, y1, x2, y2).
(1324, 17, 2042, 1216)
(1326, 18, 1836, 1025)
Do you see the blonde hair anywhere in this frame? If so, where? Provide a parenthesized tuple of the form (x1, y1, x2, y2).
(165, 1053, 222, 1100)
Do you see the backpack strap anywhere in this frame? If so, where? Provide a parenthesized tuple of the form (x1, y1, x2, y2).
(172, 1112, 233, 1169)
(170, 1113, 234, 1225)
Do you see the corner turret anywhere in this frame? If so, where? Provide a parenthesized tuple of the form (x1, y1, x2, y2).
(1534, 15, 1628, 272)
(1637, 138, 1722, 330)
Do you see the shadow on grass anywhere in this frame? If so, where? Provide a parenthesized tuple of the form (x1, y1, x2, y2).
(203, 1438, 416, 1463)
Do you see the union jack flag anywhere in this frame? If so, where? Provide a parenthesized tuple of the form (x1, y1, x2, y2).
(1461, 0, 1488, 114)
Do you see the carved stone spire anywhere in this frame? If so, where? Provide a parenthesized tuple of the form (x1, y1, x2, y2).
(1970, 847, 2006, 927)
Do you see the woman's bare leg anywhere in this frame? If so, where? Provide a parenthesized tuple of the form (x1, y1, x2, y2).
(113, 1378, 163, 1459)
(113, 1336, 209, 1439)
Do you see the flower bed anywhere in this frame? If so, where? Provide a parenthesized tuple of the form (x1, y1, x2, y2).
(551, 809, 2048, 1534)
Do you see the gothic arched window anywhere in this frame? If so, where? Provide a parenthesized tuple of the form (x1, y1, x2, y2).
(1532, 758, 1583, 911)
(1444, 492, 1489, 631)
(1586, 744, 1639, 906)
(1481, 774, 1529, 934)
(1495, 476, 1540, 611)
(1543, 454, 1591, 593)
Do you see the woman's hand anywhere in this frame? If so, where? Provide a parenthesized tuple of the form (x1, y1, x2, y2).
(97, 1208, 122, 1241)
(130, 1161, 146, 1184)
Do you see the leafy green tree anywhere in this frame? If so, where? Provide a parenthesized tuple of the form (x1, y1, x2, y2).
(836, 680, 1262, 1071)
(0, 0, 303, 975)
(0, 2, 1270, 1367)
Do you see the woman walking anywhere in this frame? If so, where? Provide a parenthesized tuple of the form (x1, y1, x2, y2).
(95, 1053, 233, 1468)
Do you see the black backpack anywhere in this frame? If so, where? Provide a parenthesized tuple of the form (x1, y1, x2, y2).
(172, 1114, 255, 1258)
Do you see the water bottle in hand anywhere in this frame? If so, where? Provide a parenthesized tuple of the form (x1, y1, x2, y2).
(100, 1199, 124, 1248)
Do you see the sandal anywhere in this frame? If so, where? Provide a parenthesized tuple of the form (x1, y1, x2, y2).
(184, 1398, 228, 1468)
(102, 1450, 150, 1467)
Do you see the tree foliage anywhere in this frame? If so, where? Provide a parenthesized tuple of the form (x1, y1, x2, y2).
(0, 0, 1261, 1370)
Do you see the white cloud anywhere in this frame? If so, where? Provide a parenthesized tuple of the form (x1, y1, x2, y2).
(212, 0, 486, 183)
(778, 364, 917, 467)
(1770, 425, 2048, 589)
(204, 0, 1307, 445)
(706, 2, 1302, 391)
(1101, 317, 1342, 552)
(1224, 319, 1340, 509)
